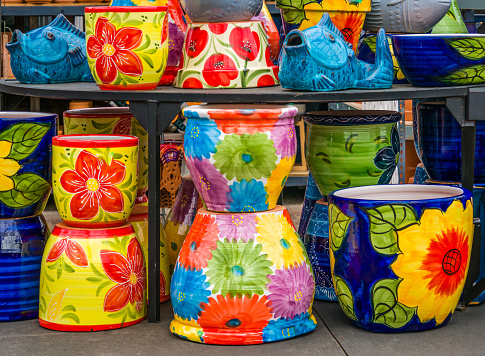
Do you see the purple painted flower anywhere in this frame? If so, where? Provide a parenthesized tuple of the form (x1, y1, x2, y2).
(168, 22, 185, 66)
(215, 214, 257, 242)
(267, 263, 314, 319)
(270, 121, 297, 158)
(170, 178, 200, 225)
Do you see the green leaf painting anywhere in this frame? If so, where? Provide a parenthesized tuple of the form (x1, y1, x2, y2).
(372, 278, 415, 329)
(329, 204, 353, 251)
(276, 0, 320, 25)
(446, 38, 485, 60)
(0, 173, 50, 208)
(334, 275, 357, 321)
(362, 204, 417, 255)
(442, 64, 485, 85)
(0, 123, 50, 161)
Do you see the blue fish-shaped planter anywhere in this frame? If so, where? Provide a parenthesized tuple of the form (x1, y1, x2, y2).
(6, 14, 93, 84)
(279, 13, 393, 92)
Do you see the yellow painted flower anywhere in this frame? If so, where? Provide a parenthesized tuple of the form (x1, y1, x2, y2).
(265, 156, 295, 207)
(170, 317, 203, 343)
(0, 141, 20, 191)
(164, 220, 190, 268)
(391, 200, 473, 325)
(256, 212, 305, 269)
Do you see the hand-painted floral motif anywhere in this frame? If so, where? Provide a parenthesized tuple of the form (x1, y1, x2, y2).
(262, 312, 317, 343)
(87, 17, 143, 84)
(373, 125, 400, 185)
(45, 289, 68, 322)
(227, 179, 268, 212)
(112, 116, 132, 135)
(46, 237, 89, 267)
(330, 11, 365, 48)
(0, 141, 20, 191)
(171, 318, 204, 343)
(208, 23, 228, 35)
(202, 54, 239, 87)
(211, 115, 278, 135)
(229, 27, 260, 62)
(182, 78, 204, 89)
(265, 157, 295, 207)
(100, 238, 146, 313)
(183, 120, 221, 160)
(171, 263, 211, 321)
(215, 213, 257, 242)
(185, 27, 208, 58)
(270, 124, 297, 158)
(60, 150, 125, 220)
(198, 294, 272, 344)
(165, 220, 190, 270)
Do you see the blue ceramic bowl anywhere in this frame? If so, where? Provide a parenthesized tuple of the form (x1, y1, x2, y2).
(0, 112, 57, 218)
(392, 34, 485, 87)
(0, 214, 48, 321)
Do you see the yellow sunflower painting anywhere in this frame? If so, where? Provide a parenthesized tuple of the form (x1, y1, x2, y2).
(265, 157, 295, 208)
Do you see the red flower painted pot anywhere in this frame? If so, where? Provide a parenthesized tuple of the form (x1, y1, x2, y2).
(52, 135, 139, 228)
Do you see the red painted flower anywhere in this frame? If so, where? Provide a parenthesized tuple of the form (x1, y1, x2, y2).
(257, 75, 275, 87)
(160, 271, 166, 296)
(182, 77, 203, 89)
(112, 116, 132, 135)
(161, 15, 169, 44)
(185, 27, 208, 58)
(100, 238, 146, 313)
(60, 150, 125, 220)
(229, 27, 260, 62)
(87, 17, 143, 84)
(265, 47, 279, 80)
(202, 54, 238, 87)
(209, 23, 228, 35)
(46, 237, 88, 267)
(283, 209, 296, 230)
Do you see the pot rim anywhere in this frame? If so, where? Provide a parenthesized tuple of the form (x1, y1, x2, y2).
(53, 222, 134, 238)
(64, 107, 132, 118)
(200, 205, 286, 215)
(53, 134, 138, 148)
(303, 110, 401, 125)
(183, 104, 298, 120)
(392, 33, 485, 40)
(85, 6, 168, 12)
(0, 112, 57, 120)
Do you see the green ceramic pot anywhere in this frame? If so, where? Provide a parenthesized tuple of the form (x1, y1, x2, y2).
(303, 110, 401, 196)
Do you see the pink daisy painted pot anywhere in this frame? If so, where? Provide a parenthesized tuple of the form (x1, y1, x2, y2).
(183, 104, 298, 212)
(170, 206, 316, 344)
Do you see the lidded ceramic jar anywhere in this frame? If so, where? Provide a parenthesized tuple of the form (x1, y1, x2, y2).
(180, 0, 263, 22)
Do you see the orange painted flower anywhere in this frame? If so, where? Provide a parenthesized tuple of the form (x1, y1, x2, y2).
(208, 108, 279, 135)
(330, 12, 365, 49)
(47, 237, 88, 267)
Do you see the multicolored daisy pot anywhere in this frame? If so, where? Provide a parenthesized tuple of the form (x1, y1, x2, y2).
(174, 21, 279, 89)
(0, 112, 57, 218)
(183, 104, 297, 212)
(52, 135, 139, 228)
(328, 184, 473, 332)
(298, 172, 323, 238)
(170, 206, 316, 344)
(276, 0, 371, 50)
(0, 214, 48, 322)
(180, 0, 262, 22)
(303, 110, 401, 197)
(85, 6, 169, 90)
(39, 223, 147, 331)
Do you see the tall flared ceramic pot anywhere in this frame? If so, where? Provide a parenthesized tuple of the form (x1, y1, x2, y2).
(303, 111, 401, 197)
(298, 172, 323, 238)
(184, 104, 297, 212)
(39, 223, 147, 331)
(328, 185, 473, 332)
(0, 112, 57, 218)
(170, 206, 316, 344)
(0, 214, 48, 321)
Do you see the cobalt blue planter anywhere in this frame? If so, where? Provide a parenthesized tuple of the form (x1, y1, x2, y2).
(413, 164, 429, 185)
(328, 184, 473, 332)
(0, 214, 48, 321)
(298, 172, 323, 238)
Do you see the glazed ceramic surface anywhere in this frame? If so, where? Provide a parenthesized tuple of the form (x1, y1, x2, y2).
(297, 172, 323, 238)
(432, 0, 468, 34)
(252, 1, 280, 64)
(180, 0, 262, 22)
(470, 185, 485, 305)
(85, 6, 168, 90)
(160, 144, 183, 207)
(0, 215, 48, 322)
(170, 206, 316, 344)
(276, 0, 371, 50)
(0, 112, 57, 218)
(174, 21, 279, 89)
(6, 14, 93, 84)
(392, 34, 485, 87)
(183, 104, 297, 212)
(328, 185, 473, 332)
(52, 135, 138, 228)
(364, 0, 451, 33)
(413, 164, 429, 185)
(303, 110, 401, 196)
(39, 223, 146, 331)
(279, 15, 393, 92)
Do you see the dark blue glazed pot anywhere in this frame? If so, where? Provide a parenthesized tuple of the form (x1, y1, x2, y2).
(413, 164, 429, 185)
(0, 112, 57, 218)
(0, 214, 48, 321)
(298, 172, 323, 238)
(328, 184, 473, 332)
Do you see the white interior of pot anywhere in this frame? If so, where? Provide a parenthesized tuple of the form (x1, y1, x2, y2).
(61, 135, 132, 141)
(0, 112, 54, 119)
(333, 185, 464, 201)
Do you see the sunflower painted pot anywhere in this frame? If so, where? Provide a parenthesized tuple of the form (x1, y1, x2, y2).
(174, 21, 279, 89)
(183, 104, 297, 212)
(39, 223, 146, 331)
(328, 184, 473, 332)
(276, 0, 371, 50)
(298, 172, 323, 238)
(85, 6, 169, 90)
(52, 135, 138, 228)
(170, 206, 316, 344)
(0, 112, 57, 218)
(0, 214, 48, 322)
(303, 110, 401, 197)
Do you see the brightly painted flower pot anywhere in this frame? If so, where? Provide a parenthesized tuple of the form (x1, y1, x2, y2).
(328, 184, 473, 332)
(170, 206, 316, 344)
(276, 0, 371, 50)
(39, 223, 146, 331)
(180, 0, 262, 22)
(0, 214, 48, 322)
(432, 0, 468, 34)
(298, 172, 323, 238)
(52, 135, 139, 228)
(174, 21, 279, 89)
(303, 111, 401, 197)
(183, 104, 297, 212)
(85, 6, 169, 90)
(0, 112, 57, 218)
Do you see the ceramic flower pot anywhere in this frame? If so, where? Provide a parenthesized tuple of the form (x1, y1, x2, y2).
(180, 0, 262, 22)
(183, 104, 297, 212)
(413, 163, 429, 185)
(85, 6, 169, 90)
(432, 0, 468, 34)
(252, 1, 280, 64)
(328, 184, 473, 332)
(0, 214, 48, 322)
(303, 110, 401, 197)
(0, 112, 57, 218)
(174, 21, 279, 89)
(39, 223, 146, 331)
(276, 0, 371, 50)
(52, 135, 139, 228)
(470, 184, 485, 305)
(170, 206, 316, 344)
(160, 143, 183, 208)
(298, 172, 323, 238)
